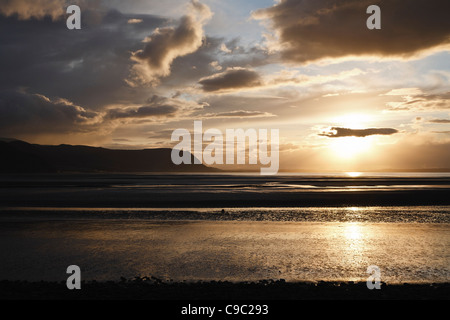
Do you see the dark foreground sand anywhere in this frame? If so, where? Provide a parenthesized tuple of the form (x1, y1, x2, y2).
(0, 278, 448, 300)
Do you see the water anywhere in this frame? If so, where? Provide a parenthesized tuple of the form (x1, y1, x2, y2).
(0, 173, 449, 284)
(0, 220, 448, 283)
(1, 173, 449, 208)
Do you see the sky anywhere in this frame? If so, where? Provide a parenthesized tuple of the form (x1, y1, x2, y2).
(0, 0, 450, 171)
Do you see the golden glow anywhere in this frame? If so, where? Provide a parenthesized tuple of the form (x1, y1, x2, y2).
(333, 113, 372, 128)
(329, 137, 372, 159)
(344, 223, 363, 240)
(346, 172, 362, 178)
(327, 113, 375, 159)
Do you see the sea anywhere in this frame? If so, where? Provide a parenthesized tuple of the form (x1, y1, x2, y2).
(0, 172, 449, 284)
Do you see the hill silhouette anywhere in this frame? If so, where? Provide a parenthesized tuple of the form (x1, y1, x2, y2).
(0, 139, 217, 173)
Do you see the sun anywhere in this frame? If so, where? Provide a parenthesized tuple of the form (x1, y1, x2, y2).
(329, 137, 373, 159)
(346, 172, 362, 178)
(327, 113, 374, 159)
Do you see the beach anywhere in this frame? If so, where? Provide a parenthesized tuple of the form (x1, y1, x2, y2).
(0, 220, 449, 283)
(0, 173, 449, 299)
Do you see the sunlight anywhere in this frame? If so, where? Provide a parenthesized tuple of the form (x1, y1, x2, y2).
(346, 172, 362, 178)
(329, 137, 372, 159)
(344, 223, 363, 240)
(333, 113, 372, 128)
(326, 113, 375, 159)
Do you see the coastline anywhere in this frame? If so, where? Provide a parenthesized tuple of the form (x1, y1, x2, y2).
(1, 174, 449, 300)
(1, 279, 449, 300)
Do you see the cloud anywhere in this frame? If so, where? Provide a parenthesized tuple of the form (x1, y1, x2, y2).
(196, 67, 365, 94)
(112, 138, 131, 142)
(319, 127, 399, 138)
(0, 0, 97, 21)
(0, 0, 66, 20)
(107, 105, 178, 120)
(0, 10, 167, 110)
(106, 95, 179, 120)
(428, 119, 450, 124)
(0, 8, 268, 109)
(199, 68, 262, 92)
(0, 89, 100, 135)
(127, 18, 143, 24)
(162, 36, 271, 90)
(147, 129, 179, 140)
(128, 0, 212, 86)
(0, 90, 204, 138)
(106, 94, 207, 121)
(209, 61, 222, 71)
(266, 68, 365, 88)
(384, 88, 424, 96)
(202, 110, 275, 118)
(254, 0, 450, 64)
(220, 43, 232, 54)
(385, 90, 450, 111)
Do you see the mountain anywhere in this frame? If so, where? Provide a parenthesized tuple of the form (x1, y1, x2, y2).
(0, 140, 218, 173)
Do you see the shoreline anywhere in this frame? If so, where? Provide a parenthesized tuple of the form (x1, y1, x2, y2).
(1, 205, 449, 224)
(1, 279, 449, 300)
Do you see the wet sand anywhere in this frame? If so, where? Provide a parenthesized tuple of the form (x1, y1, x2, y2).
(0, 220, 448, 284)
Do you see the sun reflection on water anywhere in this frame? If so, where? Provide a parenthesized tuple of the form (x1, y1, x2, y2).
(346, 172, 362, 178)
(344, 223, 363, 240)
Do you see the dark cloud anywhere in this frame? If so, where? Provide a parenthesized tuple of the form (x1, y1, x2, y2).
(107, 105, 177, 120)
(199, 68, 262, 92)
(160, 36, 270, 91)
(128, 0, 212, 85)
(106, 94, 181, 120)
(0, 89, 184, 139)
(0, 89, 100, 135)
(254, 0, 450, 63)
(319, 127, 399, 138)
(112, 138, 131, 142)
(0, 1, 269, 115)
(105, 94, 207, 120)
(149, 36, 224, 89)
(428, 119, 450, 124)
(0, 9, 166, 110)
(203, 110, 275, 118)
